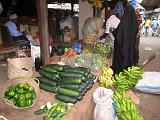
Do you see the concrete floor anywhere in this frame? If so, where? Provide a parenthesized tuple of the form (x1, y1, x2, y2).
(0, 35, 160, 120)
(136, 35, 160, 120)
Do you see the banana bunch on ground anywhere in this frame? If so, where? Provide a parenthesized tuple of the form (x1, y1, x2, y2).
(99, 66, 114, 88)
(114, 90, 144, 120)
(113, 66, 144, 91)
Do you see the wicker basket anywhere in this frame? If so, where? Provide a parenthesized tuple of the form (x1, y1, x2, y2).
(2, 77, 40, 109)
(83, 33, 98, 45)
(7, 57, 33, 79)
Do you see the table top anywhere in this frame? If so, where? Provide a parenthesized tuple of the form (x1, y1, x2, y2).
(0, 79, 99, 120)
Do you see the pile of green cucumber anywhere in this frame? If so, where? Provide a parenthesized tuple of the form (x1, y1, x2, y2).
(35, 102, 70, 120)
(37, 64, 96, 103)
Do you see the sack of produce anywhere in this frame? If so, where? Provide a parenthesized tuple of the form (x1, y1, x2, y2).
(2, 77, 39, 109)
(135, 72, 160, 94)
(93, 87, 117, 120)
(7, 57, 33, 79)
(93, 42, 113, 59)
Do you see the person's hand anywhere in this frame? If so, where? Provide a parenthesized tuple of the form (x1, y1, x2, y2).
(109, 27, 115, 33)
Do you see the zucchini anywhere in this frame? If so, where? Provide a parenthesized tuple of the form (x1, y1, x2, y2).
(57, 87, 80, 97)
(55, 94, 77, 104)
(38, 69, 59, 81)
(34, 108, 48, 115)
(46, 64, 64, 71)
(59, 72, 84, 78)
(75, 67, 90, 72)
(43, 116, 52, 120)
(80, 90, 86, 96)
(37, 77, 57, 86)
(40, 66, 58, 73)
(65, 68, 89, 76)
(60, 84, 80, 90)
(86, 84, 93, 90)
(61, 77, 82, 84)
(40, 83, 58, 93)
(76, 95, 83, 101)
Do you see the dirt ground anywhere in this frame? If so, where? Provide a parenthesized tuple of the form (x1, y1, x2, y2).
(0, 35, 160, 120)
(136, 35, 160, 120)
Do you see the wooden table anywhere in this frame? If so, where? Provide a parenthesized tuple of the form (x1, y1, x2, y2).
(0, 45, 20, 57)
(0, 79, 99, 120)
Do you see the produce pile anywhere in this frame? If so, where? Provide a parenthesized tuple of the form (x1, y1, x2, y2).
(37, 64, 96, 104)
(93, 42, 112, 59)
(99, 66, 144, 120)
(113, 66, 144, 120)
(35, 102, 72, 120)
(99, 66, 114, 88)
(4, 83, 36, 108)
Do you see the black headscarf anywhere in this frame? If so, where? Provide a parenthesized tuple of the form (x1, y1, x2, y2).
(112, 3, 138, 74)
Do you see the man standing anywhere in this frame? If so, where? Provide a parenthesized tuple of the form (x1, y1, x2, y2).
(151, 17, 159, 37)
(144, 18, 151, 36)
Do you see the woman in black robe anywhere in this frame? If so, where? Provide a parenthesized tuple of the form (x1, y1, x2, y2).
(112, 1, 138, 74)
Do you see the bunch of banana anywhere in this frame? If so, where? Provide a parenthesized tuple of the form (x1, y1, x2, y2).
(99, 67, 114, 88)
(121, 110, 144, 120)
(113, 66, 144, 91)
(115, 97, 144, 120)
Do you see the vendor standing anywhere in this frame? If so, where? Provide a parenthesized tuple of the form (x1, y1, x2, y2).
(111, 0, 138, 74)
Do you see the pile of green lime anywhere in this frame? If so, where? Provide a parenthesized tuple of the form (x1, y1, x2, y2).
(4, 82, 37, 108)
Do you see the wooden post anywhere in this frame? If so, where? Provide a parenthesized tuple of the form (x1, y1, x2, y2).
(71, 0, 74, 16)
(36, 0, 50, 65)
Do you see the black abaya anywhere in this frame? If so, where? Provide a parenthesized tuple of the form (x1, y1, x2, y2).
(112, 4, 138, 74)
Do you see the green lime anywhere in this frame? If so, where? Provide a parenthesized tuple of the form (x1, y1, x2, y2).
(25, 92, 32, 99)
(28, 86, 34, 92)
(31, 92, 36, 99)
(14, 94, 19, 100)
(18, 83, 25, 88)
(8, 90, 15, 97)
(26, 99, 33, 106)
(17, 99, 26, 107)
(23, 83, 29, 90)
(19, 94, 26, 100)
(16, 88, 25, 94)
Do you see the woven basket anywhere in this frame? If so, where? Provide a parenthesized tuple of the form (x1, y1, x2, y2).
(83, 33, 98, 45)
(2, 77, 40, 109)
(7, 57, 33, 79)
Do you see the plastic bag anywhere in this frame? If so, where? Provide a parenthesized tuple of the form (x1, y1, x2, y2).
(93, 87, 117, 120)
(135, 72, 160, 94)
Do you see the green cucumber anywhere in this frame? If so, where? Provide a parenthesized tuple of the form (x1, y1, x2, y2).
(37, 77, 57, 86)
(47, 106, 57, 117)
(38, 69, 59, 80)
(60, 84, 80, 90)
(59, 72, 84, 78)
(46, 64, 64, 71)
(40, 83, 57, 93)
(55, 94, 77, 104)
(76, 95, 83, 101)
(61, 77, 82, 84)
(40, 66, 58, 73)
(80, 90, 86, 96)
(57, 87, 80, 97)
(65, 67, 89, 76)
(34, 108, 48, 115)
(75, 67, 90, 72)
